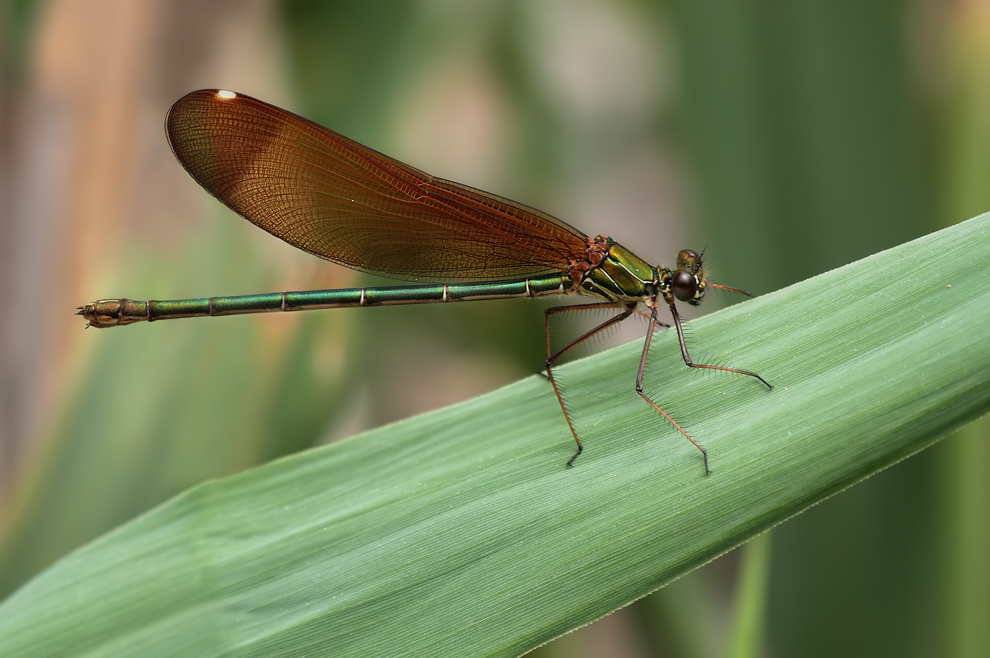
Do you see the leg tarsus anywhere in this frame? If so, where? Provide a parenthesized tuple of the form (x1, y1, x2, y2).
(566, 443, 583, 467)
(687, 362, 772, 389)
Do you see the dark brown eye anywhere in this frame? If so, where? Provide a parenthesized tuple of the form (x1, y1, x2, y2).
(672, 270, 697, 302)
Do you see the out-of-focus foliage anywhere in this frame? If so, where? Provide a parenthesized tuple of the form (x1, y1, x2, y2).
(1, 1, 987, 656)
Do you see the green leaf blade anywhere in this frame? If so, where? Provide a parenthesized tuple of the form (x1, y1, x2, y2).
(1, 215, 988, 657)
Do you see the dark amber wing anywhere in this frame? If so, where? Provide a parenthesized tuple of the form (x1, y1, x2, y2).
(165, 89, 590, 282)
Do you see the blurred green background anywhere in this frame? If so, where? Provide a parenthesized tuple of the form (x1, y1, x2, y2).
(0, 0, 987, 656)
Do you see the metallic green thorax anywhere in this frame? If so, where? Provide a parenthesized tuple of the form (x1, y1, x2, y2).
(577, 238, 709, 307)
(579, 239, 658, 302)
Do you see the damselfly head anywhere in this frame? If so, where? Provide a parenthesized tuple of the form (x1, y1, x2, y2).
(671, 249, 707, 306)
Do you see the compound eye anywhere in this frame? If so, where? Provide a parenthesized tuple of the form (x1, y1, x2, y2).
(671, 270, 698, 302)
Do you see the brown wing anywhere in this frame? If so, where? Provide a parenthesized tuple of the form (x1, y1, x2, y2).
(165, 89, 591, 282)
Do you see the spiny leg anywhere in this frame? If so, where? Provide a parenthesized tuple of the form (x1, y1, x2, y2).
(666, 297, 772, 389)
(545, 302, 637, 466)
(535, 303, 667, 382)
(635, 308, 713, 475)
